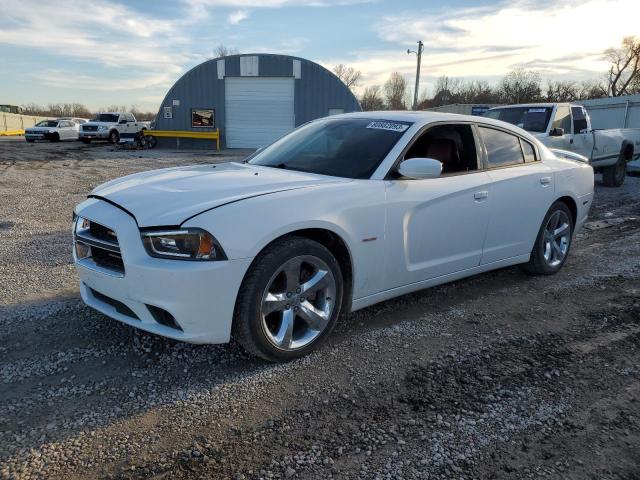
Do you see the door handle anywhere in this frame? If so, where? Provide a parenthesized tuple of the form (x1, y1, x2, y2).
(474, 191, 489, 201)
(540, 176, 551, 186)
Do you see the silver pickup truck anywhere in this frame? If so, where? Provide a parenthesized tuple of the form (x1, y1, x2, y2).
(486, 103, 640, 187)
(79, 112, 150, 144)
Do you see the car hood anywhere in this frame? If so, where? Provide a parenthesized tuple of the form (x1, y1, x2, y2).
(90, 162, 349, 227)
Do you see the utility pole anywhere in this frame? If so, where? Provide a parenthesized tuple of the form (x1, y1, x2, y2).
(407, 40, 424, 110)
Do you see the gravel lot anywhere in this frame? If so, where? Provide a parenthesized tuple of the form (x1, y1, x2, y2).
(1, 139, 640, 480)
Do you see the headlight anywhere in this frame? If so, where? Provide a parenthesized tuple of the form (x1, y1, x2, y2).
(98, 125, 108, 131)
(141, 228, 226, 261)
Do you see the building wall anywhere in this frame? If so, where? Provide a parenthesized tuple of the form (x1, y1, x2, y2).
(578, 94, 640, 129)
(154, 54, 361, 149)
(423, 103, 504, 115)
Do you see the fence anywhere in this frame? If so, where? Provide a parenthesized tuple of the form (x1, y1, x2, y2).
(1, 112, 50, 134)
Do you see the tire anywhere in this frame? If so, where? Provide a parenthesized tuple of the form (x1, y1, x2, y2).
(602, 151, 627, 187)
(108, 130, 120, 144)
(522, 201, 574, 275)
(49, 133, 60, 143)
(232, 236, 344, 362)
(81, 138, 91, 144)
(26, 139, 35, 143)
(146, 135, 157, 149)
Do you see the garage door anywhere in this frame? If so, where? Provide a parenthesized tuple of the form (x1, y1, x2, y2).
(225, 77, 295, 148)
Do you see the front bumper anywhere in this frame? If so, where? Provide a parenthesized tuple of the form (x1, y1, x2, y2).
(79, 130, 110, 140)
(25, 131, 55, 140)
(73, 198, 253, 344)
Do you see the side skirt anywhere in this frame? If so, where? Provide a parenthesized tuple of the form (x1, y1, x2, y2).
(351, 254, 530, 312)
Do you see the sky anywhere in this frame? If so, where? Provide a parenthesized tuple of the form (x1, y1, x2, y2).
(0, 0, 637, 112)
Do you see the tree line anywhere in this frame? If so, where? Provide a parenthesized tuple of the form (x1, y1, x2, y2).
(20, 103, 157, 121)
(334, 36, 640, 111)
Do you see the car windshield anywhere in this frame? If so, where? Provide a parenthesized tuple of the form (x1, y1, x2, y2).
(484, 107, 553, 133)
(248, 118, 412, 179)
(90, 114, 119, 122)
(35, 120, 59, 127)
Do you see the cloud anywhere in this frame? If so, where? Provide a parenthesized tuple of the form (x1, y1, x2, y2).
(373, 0, 636, 79)
(185, 0, 373, 8)
(228, 9, 250, 24)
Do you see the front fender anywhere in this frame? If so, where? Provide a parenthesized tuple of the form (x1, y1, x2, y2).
(182, 181, 388, 300)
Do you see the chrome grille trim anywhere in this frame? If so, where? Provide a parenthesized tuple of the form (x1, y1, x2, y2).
(74, 218, 125, 275)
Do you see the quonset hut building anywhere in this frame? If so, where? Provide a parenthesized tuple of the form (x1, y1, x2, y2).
(153, 53, 362, 149)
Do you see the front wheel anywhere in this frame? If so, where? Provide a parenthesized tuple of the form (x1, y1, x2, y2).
(81, 138, 91, 144)
(49, 133, 60, 142)
(522, 202, 574, 275)
(233, 237, 344, 362)
(108, 130, 120, 144)
(602, 151, 627, 187)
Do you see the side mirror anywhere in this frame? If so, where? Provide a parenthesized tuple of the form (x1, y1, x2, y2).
(549, 127, 564, 137)
(397, 157, 442, 179)
(119, 119, 127, 124)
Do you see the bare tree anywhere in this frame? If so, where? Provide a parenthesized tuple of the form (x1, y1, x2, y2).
(427, 76, 499, 107)
(545, 80, 579, 102)
(384, 72, 407, 110)
(499, 68, 541, 104)
(333, 64, 362, 90)
(214, 44, 239, 58)
(360, 85, 385, 111)
(577, 80, 608, 100)
(606, 36, 640, 96)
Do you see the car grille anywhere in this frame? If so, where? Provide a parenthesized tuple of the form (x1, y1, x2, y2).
(83, 125, 98, 132)
(74, 220, 125, 275)
(89, 222, 118, 243)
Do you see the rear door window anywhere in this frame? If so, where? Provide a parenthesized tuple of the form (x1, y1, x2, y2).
(479, 127, 525, 168)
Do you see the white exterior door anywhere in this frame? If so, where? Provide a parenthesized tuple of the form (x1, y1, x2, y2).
(384, 171, 492, 289)
(225, 77, 295, 148)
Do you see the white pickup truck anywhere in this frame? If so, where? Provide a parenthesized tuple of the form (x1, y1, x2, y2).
(486, 103, 640, 187)
(79, 112, 150, 144)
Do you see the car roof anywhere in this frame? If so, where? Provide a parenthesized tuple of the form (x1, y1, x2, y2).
(338, 110, 528, 131)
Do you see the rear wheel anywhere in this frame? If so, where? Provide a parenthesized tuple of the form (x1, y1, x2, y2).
(109, 130, 119, 144)
(522, 202, 573, 275)
(233, 237, 343, 362)
(602, 151, 627, 187)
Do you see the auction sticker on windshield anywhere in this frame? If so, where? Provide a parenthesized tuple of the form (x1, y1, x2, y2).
(366, 121, 411, 132)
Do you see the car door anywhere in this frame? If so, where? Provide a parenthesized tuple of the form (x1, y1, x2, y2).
(58, 121, 71, 139)
(568, 106, 593, 157)
(384, 123, 492, 289)
(478, 126, 554, 265)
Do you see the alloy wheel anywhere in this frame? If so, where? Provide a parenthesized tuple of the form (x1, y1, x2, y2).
(260, 255, 336, 351)
(543, 210, 571, 267)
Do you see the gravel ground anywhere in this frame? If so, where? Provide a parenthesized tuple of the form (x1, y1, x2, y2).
(1, 140, 640, 479)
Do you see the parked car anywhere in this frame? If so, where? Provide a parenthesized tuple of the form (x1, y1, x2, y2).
(24, 119, 80, 142)
(79, 112, 149, 144)
(73, 112, 594, 361)
(485, 103, 640, 186)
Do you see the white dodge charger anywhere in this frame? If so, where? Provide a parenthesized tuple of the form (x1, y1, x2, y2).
(73, 112, 594, 361)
